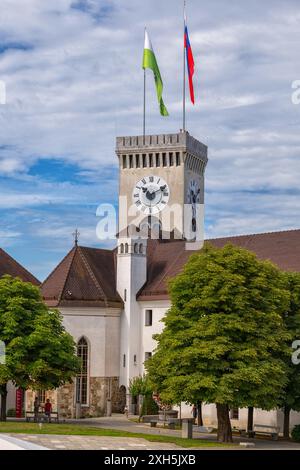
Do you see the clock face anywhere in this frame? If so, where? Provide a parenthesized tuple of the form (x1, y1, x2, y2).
(187, 179, 201, 205)
(187, 180, 201, 233)
(133, 176, 170, 215)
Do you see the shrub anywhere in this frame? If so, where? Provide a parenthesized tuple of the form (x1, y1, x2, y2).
(141, 395, 159, 416)
(291, 425, 300, 442)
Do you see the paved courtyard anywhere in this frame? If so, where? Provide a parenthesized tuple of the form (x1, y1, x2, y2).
(3, 414, 300, 450)
(5, 434, 187, 450)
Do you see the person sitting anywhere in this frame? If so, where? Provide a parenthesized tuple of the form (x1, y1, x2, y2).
(44, 399, 52, 423)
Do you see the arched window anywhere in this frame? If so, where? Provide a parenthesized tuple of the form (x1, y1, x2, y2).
(76, 337, 88, 405)
(125, 243, 129, 253)
(139, 244, 143, 254)
(134, 243, 138, 254)
(120, 243, 124, 254)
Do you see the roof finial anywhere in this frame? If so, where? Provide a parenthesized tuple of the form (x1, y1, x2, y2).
(73, 228, 80, 246)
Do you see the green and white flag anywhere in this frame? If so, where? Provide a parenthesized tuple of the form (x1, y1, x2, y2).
(143, 29, 169, 116)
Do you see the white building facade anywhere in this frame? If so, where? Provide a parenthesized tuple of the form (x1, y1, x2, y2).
(33, 130, 300, 433)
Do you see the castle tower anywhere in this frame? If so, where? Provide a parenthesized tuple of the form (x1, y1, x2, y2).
(116, 130, 208, 396)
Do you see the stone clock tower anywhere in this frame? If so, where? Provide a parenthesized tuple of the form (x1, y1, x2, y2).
(116, 130, 208, 241)
(115, 130, 208, 393)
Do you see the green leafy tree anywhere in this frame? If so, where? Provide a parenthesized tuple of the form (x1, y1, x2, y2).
(146, 244, 291, 442)
(280, 272, 300, 438)
(0, 275, 80, 421)
(129, 375, 157, 419)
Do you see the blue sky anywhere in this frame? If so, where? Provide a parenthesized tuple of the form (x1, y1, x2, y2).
(0, 0, 300, 280)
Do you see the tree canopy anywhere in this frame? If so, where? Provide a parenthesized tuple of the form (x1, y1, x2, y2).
(146, 244, 291, 441)
(0, 275, 79, 420)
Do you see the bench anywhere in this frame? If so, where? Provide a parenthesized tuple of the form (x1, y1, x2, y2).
(238, 424, 279, 440)
(25, 411, 59, 423)
(253, 424, 279, 440)
(150, 418, 180, 430)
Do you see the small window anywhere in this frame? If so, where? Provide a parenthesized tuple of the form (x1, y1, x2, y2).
(230, 408, 239, 420)
(162, 153, 167, 167)
(123, 155, 127, 168)
(37, 390, 46, 404)
(120, 243, 124, 254)
(125, 243, 129, 253)
(142, 154, 147, 168)
(155, 153, 160, 167)
(145, 309, 153, 326)
(176, 152, 180, 166)
(139, 244, 143, 254)
(123, 354, 126, 367)
(124, 289, 127, 301)
(145, 352, 152, 361)
(133, 354, 137, 365)
(134, 243, 138, 254)
(129, 155, 133, 168)
(149, 153, 153, 167)
(169, 153, 174, 166)
(136, 154, 140, 168)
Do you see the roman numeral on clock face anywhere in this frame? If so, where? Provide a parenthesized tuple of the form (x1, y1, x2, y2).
(149, 176, 154, 182)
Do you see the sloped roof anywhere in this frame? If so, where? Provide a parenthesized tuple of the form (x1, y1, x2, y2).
(41, 245, 122, 308)
(0, 248, 40, 285)
(137, 229, 300, 300)
(41, 229, 300, 305)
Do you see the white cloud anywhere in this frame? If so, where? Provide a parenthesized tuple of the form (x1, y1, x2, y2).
(0, 0, 300, 279)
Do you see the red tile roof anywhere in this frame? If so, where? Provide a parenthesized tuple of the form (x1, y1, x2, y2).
(41, 229, 300, 305)
(0, 248, 40, 285)
(138, 229, 300, 300)
(41, 245, 122, 308)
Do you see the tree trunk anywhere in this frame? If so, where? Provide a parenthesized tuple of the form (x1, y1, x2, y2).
(197, 401, 203, 426)
(247, 406, 254, 433)
(0, 383, 7, 422)
(216, 403, 232, 442)
(283, 406, 291, 439)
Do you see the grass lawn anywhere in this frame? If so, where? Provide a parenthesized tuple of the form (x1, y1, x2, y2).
(0, 422, 232, 448)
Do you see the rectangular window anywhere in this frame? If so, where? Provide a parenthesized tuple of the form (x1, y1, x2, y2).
(129, 155, 133, 168)
(145, 309, 153, 326)
(176, 152, 181, 166)
(37, 390, 46, 404)
(142, 154, 147, 168)
(230, 408, 239, 420)
(136, 154, 140, 168)
(133, 354, 137, 365)
(123, 354, 126, 367)
(155, 154, 160, 167)
(162, 153, 167, 167)
(149, 153, 153, 167)
(145, 352, 152, 361)
(123, 155, 127, 168)
(169, 152, 174, 166)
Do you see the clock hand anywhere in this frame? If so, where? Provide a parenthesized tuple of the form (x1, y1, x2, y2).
(142, 187, 148, 193)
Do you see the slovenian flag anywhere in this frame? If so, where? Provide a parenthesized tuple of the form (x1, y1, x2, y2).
(184, 24, 195, 104)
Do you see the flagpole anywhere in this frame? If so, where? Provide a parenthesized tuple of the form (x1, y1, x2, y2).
(143, 27, 146, 141)
(183, 0, 186, 132)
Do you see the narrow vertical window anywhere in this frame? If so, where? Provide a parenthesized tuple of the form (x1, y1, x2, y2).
(144, 352, 152, 361)
(123, 354, 126, 367)
(76, 337, 88, 405)
(145, 309, 153, 326)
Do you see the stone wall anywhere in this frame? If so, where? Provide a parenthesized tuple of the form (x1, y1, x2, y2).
(25, 389, 58, 412)
(56, 376, 123, 418)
